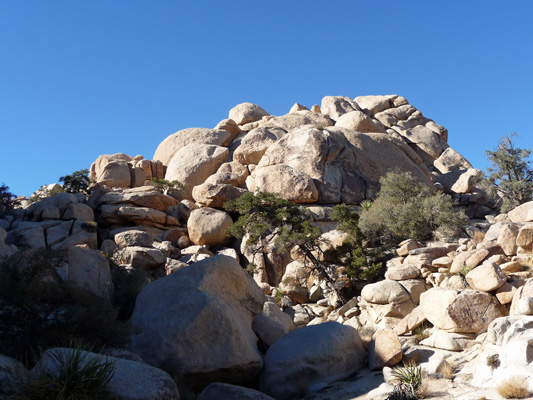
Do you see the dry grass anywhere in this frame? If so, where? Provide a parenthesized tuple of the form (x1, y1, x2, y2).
(438, 359, 456, 380)
(496, 376, 530, 399)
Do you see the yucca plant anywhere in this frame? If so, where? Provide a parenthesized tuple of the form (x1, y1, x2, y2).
(11, 346, 115, 400)
(390, 360, 422, 399)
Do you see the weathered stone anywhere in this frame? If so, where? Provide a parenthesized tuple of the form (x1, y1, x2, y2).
(233, 126, 286, 165)
(419, 330, 475, 351)
(368, 329, 402, 370)
(115, 246, 166, 269)
(465, 262, 507, 292)
(433, 147, 473, 173)
(321, 96, 360, 121)
(500, 261, 523, 273)
(259, 322, 365, 400)
(68, 246, 113, 300)
(335, 111, 386, 133)
(229, 102, 269, 125)
(495, 282, 517, 305)
(153, 127, 232, 166)
(361, 280, 410, 304)
(399, 279, 427, 305)
(508, 201, 533, 223)
(129, 256, 265, 389)
(252, 301, 295, 348)
(187, 207, 233, 246)
(393, 306, 427, 335)
(279, 261, 312, 304)
(420, 288, 506, 333)
(165, 143, 229, 200)
(497, 223, 520, 256)
(397, 239, 422, 256)
(465, 249, 489, 268)
(517, 223, 533, 250)
(115, 230, 154, 248)
(62, 203, 94, 221)
(385, 265, 419, 281)
(354, 95, 393, 115)
(94, 187, 180, 212)
(510, 279, 533, 315)
(436, 168, 482, 194)
(253, 164, 318, 203)
(192, 183, 249, 208)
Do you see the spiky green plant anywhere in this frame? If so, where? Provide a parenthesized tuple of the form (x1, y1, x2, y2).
(12, 346, 115, 400)
(391, 360, 422, 397)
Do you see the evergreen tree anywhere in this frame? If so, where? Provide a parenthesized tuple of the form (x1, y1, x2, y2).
(485, 133, 533, 212)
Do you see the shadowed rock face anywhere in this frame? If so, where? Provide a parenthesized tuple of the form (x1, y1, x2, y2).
(129, 255, 266, 390)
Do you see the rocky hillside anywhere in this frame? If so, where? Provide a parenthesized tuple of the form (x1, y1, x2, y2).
(1, 95, 532, 400)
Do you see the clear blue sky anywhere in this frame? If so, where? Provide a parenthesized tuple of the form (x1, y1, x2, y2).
(1, 1, 532, 197)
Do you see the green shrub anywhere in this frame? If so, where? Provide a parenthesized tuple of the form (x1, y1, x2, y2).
(150, 178, 185, 196)
(485, 133, 533, 212)
(0, 250, 129, 367)
(59, 169, 91, 195)
(10, 344, 115, 400)
(359, 171, 467, 248)
(28, 184, 66, 204)
(0, 183, 19, 216)
(390, 360, 422, 398)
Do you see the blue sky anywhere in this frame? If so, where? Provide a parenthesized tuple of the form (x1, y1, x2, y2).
(1, 1, 532, 197)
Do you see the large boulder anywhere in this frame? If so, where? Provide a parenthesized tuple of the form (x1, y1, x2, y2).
(434, 147, 473, 173)
(90, 153, 137, 188)
(165, 143, 229, 200)
(253, 164, 319, 203)
(354, 95, 394, 115)
(420, 288, 507, 333)
(361, 280, 411, 305)
(229, 103, 270, 125)
(508, 201, 533, 223)
(129, 256, 265, 389)
(233, 126, 286, 165)
(465, 262, 507, 292)
(153, 127, 233, 166)
(259, 321, 365, 400)
(436, 168, 482, 194)
(335, 111, 386, 133)
(33, 348, 179, 400)
(186, 207, 233, 246)
(252, 300, 295, 349)
(320, 96, 360, 121)
(368, 329, 402, 370)
(67, 246, 113, 300)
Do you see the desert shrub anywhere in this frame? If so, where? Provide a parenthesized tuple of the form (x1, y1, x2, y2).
(329, 204, 383, 281)
(412, 321, 432, 343)
(0, 183, 19, 216)
(486, 133, 533, 212)
(389, 360, 423, 399)
(59, 169, 91, 195)
(9, 344, 115, 400)
(496, 376, 530, 399)
(359, 171, 467, 248)
(150, 178, 185, 196)
(0, 250, 129, 367)
(28, 184, 66, 204)
(225, 192, 381, 303)
(438, 359, 456, 380)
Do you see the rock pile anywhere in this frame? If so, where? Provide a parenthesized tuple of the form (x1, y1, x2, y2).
(2, 94, 533, 399)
